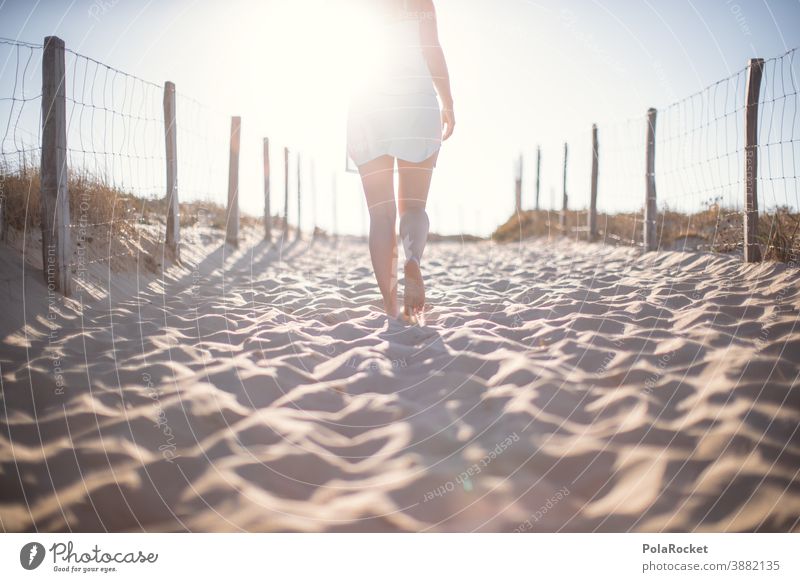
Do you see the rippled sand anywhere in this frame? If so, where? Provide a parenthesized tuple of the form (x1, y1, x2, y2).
(1, 231, 799, 532)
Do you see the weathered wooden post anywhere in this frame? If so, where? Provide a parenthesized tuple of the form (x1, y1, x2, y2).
(263, 137, 271, 242)
(310, 159, 317, 238)
(744, 58, 764, 263)
(589, 124, 599, 242)
(644, 108, 658, 252)
(163, 81, 180, 260)
(0, 188, 5, 242)
(40, 36, 71, 296)
(331, 172, 338, 241)
(283, 147, 289, 238)
(535, 145, 541, 211)
(296, 153, 302, 240)
(226, 116, 241, 248)
(560, 143, 568, 231)
(514, 154, 523, 213)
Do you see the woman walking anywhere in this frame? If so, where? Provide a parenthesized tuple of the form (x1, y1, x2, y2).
(347, 0, 455, 322)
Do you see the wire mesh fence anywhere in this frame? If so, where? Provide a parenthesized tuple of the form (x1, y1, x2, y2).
(596, 116, 646, 246)
(5, 34, 799, 302)
(0, 38, 43, 237)
(502, 47, 800, 263)
(62, 46, 167, 287)
(758, 48, 800, 260)
(0, 35, 306, 299)
(647, 64, 750, 254)
(175, 92, 230, 207)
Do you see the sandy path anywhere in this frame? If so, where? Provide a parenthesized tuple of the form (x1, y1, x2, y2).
(1, 232, 799, 532)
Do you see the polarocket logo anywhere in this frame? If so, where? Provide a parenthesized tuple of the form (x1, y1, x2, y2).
(20, 542, 46, 570)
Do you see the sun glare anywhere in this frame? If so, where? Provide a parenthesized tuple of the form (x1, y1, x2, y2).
(262, 0, 384, 100)
(240, 1, 387, 155)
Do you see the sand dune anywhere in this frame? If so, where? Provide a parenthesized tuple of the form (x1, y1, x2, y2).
(1, 228, 799, 532)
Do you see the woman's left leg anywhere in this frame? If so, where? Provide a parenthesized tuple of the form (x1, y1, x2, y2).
(397, 153, 437, 316)
(358, 155, 399, 316)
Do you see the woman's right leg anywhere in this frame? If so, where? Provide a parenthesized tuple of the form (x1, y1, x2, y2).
(357, 155, 398, 317)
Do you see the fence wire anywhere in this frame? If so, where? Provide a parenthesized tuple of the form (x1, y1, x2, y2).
(596, 116, 645, 246)
(175, 92, 229, 206)
(5, 36, 799, 276)
(559, 47, 799, 259)
(758, 48, 800, 259)
(64, 46, 165, 257)
(0, 38, 42, 227)
(654, 65, 748, 252)
(1, 38, 245, 298)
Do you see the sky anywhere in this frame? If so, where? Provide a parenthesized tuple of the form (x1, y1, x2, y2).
(1, 0, 799, 236)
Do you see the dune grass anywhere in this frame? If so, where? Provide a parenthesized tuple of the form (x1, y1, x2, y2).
(492, 204, 799, 262)
(0, 163, 266, 243)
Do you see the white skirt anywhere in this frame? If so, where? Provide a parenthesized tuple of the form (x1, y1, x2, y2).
(347, 90, 441, 167)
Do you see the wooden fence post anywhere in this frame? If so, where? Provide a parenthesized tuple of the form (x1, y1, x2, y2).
(226, 116, 241, 248)
(40, 36, 71, 296)
(514, 154, 522, 213)
(589, 124, 599, 242)
(263, 137, 271, 242)
(283, 147, 289, 238)
(331, 172, 338, 241)
(296, 153, 302, 240)
(310, 159, 317, 238)
(163, 81, 179, 260)
(560, 143, 568, 231)
(535, 146, 541, 211)
(744, 58, 764, 263)
(644, 108, 658, 252)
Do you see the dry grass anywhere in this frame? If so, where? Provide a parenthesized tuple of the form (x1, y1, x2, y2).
(761, 208, 800, 262)
(492, 204, 800, 263)
(0, 165, 268, 277)
(1, 167, 142, 234)
(1, 165, 262, 238)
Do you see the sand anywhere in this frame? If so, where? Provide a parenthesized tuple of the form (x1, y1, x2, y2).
(1, 228, 799, 532)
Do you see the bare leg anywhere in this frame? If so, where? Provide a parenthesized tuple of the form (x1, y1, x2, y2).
(358, 155, 398, 317)
(398, 153, 436, 317)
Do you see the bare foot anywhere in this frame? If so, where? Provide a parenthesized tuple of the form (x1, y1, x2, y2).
(403, 259, 425, 320)
(385, 276, 398, 318)
(385, 300, 400, 319)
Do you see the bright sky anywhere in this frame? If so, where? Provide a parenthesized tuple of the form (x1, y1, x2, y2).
(1, 0, 799, 236)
